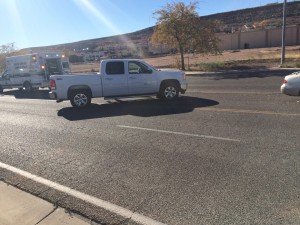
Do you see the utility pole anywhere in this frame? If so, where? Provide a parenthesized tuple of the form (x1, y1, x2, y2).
(281, 0, 287, 65)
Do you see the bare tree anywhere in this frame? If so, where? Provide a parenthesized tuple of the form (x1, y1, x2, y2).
(151, 1, 220, 70)
(0, 43, 16, 72)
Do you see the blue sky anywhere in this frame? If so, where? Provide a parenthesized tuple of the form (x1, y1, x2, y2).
(0, 0, 287, 49)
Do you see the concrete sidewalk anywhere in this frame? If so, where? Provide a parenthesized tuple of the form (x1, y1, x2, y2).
(0, 181, 92, 225)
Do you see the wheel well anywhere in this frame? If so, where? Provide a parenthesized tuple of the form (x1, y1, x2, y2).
(23, 81, 31, 86)
(68, 85, 92, 99)
(159, 79, 180, 91)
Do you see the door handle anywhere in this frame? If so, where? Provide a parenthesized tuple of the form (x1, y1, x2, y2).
(129, 77, 136, 79)
(105, 78, 113, 80)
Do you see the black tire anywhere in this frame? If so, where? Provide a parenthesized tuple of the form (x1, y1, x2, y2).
(70, 90, 91, 108)
(160, 82, 179, 100)
(0, 86, 3, 94)
(24, 82, 33, 92)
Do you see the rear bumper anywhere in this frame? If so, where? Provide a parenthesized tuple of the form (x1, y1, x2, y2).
(180, 82, 188, 94)
(49, 91, 57, 99)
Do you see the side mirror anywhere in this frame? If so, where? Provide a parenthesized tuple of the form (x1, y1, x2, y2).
(147, 69, 153, 74)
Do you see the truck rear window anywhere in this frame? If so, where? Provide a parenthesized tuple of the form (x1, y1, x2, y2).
(106, 62, 124, 75)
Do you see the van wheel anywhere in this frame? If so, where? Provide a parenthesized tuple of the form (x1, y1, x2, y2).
(24, 82, 33, 92)
(160, 82, 179, 100)
(0, 86, 3, 94)
(70, 90, 91, 108)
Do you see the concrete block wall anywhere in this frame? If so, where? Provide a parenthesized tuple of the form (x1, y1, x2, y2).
(218, 25, 300, 50)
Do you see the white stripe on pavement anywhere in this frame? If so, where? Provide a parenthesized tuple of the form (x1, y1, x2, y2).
(197, 107, 300, 117)
(117, 125, 240, 142)
(186, 90, 278, 94)
(0, 162, 166, 225)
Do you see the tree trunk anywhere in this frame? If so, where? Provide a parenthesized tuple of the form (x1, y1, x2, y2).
(179, 45, 185, 70)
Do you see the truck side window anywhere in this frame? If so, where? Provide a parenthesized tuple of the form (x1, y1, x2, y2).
(106, 62, 124, 75)
(129, 62, 152, 74)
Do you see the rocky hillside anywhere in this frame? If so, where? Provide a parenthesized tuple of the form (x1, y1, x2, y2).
(204, 1, 300, 27)
(24, 1, 300, 54)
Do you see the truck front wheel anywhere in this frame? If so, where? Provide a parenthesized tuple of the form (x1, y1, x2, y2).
(70, 90, 91, 108)
(0, 86, 3, 94)
(160, 82, 179, 100)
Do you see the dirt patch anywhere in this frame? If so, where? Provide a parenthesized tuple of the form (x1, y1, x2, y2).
(70, 45, 300, 73)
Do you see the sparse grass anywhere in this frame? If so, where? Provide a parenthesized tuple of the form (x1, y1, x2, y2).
(283, 62, 300, 68)
(195, 62, 227, 71)
(280, 64, 294, 68)
(173, 57, 181, 70)
(191, 57, 297, 71)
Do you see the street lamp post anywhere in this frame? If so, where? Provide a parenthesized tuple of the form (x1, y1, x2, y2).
(281, 0, 287, 65)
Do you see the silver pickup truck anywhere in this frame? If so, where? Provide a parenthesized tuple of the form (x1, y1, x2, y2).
(49, 59, 188, 107)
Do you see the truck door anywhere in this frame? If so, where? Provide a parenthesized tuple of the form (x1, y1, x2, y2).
(102, 61, 128, 97)
(0, 71, 12, 87)
(127, 61, 157, 95)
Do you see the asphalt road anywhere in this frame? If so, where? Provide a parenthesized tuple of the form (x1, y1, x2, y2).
(0, 69, 300, 225)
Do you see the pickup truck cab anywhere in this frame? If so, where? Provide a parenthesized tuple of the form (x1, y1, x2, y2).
(49, 59, 188, 107)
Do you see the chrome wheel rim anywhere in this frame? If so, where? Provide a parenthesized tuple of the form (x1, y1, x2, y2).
(164, 86, 177, 99)
(74, 93, 88, 106)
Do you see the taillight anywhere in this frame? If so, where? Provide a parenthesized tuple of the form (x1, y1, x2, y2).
(50, 79, 56, 90)
(182, 72, 186, 80)
(283, 79, 287, 84)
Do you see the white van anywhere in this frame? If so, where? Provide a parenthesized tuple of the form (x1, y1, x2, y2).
(0, 52, 70, 93)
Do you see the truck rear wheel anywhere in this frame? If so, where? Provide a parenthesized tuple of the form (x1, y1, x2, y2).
(160, 82, 179, 100)
(70, 90, 91, 108)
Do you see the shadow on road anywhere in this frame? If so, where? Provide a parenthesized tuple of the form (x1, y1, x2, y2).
(3, 89, 51, 100)
(188, 69, 299, 80)
(57, 96, 219, 121)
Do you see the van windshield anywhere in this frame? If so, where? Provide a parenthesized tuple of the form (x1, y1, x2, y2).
(62, 62, 69, 69)
(0, 70, 7, 78)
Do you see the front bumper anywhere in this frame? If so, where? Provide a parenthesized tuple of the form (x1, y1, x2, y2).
(281, 84, 299, 96)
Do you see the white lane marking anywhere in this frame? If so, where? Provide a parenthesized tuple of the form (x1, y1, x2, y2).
(117, 125, 240, 142)
(197, 108, 300, 117)
(186, 90, 278, 94)
(0, 162, 166, 225)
